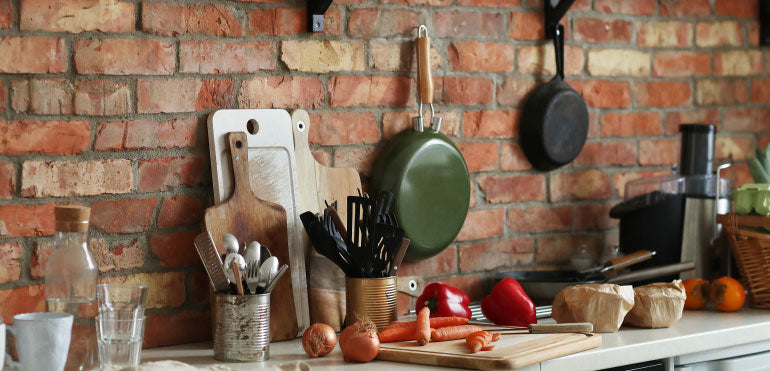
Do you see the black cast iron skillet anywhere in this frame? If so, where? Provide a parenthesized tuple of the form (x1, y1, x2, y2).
(520, 24, 588, 171)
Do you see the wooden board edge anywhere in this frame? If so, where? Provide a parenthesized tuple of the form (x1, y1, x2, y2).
(503, 334, 602, 370)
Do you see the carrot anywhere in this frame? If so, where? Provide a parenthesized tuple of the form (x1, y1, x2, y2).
(383, 317, 469, 331)
(491, 333, 501, 342)
(416, 307, 431, 346)
(378, 326, 417, 343)
(466, 330, 493, 353)
(430, 325, 482, 342)
(481, 345, 495, 351)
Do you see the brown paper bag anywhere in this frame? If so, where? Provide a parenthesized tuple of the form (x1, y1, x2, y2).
(624, 281, 686, 328)
(552, 283, 635, 333)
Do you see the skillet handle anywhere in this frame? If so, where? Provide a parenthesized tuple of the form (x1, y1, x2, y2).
(552, 24, 565, 80)
(417, 26, 433, 105)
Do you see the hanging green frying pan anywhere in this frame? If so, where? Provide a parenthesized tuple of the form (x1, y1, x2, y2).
(372, 26, 470, 260)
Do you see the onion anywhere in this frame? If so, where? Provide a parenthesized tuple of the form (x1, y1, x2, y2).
(339, 319, 380, 363)
(302, 323, 337, 358)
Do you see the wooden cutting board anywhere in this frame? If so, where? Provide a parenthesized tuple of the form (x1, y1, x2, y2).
(207, 109, 310, 338)
(203, 132, 298, 341)
(377, 327, 601, 370)
(291, 109, 362, 331)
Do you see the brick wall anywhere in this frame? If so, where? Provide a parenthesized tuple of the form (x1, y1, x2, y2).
(0, 0, 765, 346)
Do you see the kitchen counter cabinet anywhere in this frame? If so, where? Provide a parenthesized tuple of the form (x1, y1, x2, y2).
(141, 308, 770, 370)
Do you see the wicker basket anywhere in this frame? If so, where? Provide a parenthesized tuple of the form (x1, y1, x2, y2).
(717, 213, 770, 308)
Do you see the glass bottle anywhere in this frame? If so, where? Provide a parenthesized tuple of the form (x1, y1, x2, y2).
(45, 205, 98, 371)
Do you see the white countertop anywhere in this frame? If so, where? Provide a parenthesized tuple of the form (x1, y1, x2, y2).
(141, 308, 770, 370)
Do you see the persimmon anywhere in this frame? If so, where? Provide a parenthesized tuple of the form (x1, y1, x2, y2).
(683, 278, 709, 310)
(709, 277, 746, 312)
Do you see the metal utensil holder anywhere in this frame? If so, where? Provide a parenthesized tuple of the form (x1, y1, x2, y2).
(345, 276, 397, 331)
(213, 292, 270, 362)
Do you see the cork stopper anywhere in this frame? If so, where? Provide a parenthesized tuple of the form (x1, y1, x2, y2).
(55, 205, 90, 232)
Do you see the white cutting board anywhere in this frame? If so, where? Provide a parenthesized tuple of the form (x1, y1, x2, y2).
(207, 109, 309, 333)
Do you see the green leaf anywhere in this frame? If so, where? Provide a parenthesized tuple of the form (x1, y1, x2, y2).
(749, 158, 770, 183)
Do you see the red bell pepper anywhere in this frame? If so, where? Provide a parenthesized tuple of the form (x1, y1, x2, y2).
(481, 277, 536, 327)
(416, 282, 471, 319)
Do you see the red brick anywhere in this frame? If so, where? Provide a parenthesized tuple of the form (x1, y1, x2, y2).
(73, 80, 132, 115)
(550, 170, 611, 201)
(577, 203, 617, 230)
(509, 11, 543, 40)
(716, 136, 754, 161)
(30, 242, 53, 279)
(518, 45, 584, 76)
(138, 156, 209, 192)
(478, 174, 546, 203)
(151, 231, 201, 268)
(634, 81, 691, 107)
(570, 80, 630, 108)
(459, 238, 533, 273)
(458, 142, 498, 173)
(332, 147, 378, 176)
(0, 120, 90, 155)
(536, 235, 601, 264)
(507, 206, 573, 233)
(612, 170, 669, 198)
(463, 110, 518, 138)
(434, 10, 505, 38)
(665, 110, 720, 135)
(638, 21, 693, 47)
(312, 150, 331, 167)
(455, 208, 505, 241)
(190, 270, 210, 305)
(144, 310, 211, 349)
(101, 272, 185, 309)
(382, 111, 460, 139)
(309, 112, 380, 145)
(74, 38, 174, 75)
(659, 0, 712, 17)
(0, 285, 46, 324)
(348, 8, 420, 37)
(239, 76, 323, 109)
(22, 160, 133, 197)
(180, 41, 274, 74)
(574, 142, 637, 166)
(21, 0, 134, 33)
(158, 195, 204, 228)
(714, 50, 762, 76)
(369, 39, 442, 72)
(497, 77, 537, 106)
(428, 275, 484, 301)
(0, 242, 22, 283)
(91, 198, 157, 233)
(750, 21, 760, 46)
(329, 76, 413, 107)
(142, 2, 244, 37)
(653, 51, 710, 77)
(441, 77, 494, 106)
(95, 118, 197, 151)
(573, 18, 632, 43)
(587, 49, 650, 77)
(0, 161, 12, 198)
(753, 79, 770, 103)
(0, 0, 11, 28)
(248, 7, 341, 36)
(282, 40, 365, 73)
(458, 0, 519, 6)
(381, 0, 450, 4)
(601, 112, 662, 137)
(594, 0, 654, 15)
(91, 239, 145, 273)
(448, 42, 514, 73)
(501, 142, 531, 171)
(137, 79, 232, 113)
(398, 247, 457, 277)
(724, 108, 770, 132)
(696, 80, 748, 106)
(639, 140, 679, 166)
(722, 163, 752, 188)
(0, 37, 67, 73)
(715, 0, 757, 18)
(696, 21, 744, 47)
(0, 203, 56, 237)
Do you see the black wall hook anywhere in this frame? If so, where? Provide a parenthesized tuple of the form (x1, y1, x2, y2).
(308, 0, 334, 32)
(544, 0, 575, 39)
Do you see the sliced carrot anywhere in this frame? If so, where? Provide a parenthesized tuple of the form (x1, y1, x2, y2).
(491, 333, 501, 342)
(384, 317, 469, 331)
(416, 307, 431, 346)
(430, 325, 482, 342)
(466, 330, 493, 353)
(378, 326, 417, 343)
(481, 345, 495, 351)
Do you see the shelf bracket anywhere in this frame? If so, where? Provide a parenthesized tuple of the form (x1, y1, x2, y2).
(544, 0, 575, 39)
(308, 0, 334, 33)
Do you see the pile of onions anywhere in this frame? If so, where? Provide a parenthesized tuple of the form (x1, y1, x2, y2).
(302, 323, 337, 358)
(339, 319, 380, 362)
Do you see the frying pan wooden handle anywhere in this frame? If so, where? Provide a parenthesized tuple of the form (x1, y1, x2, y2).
(608, 249, 654, 271)
(417, 30, 433, 105)
(227, 132, 251, 201)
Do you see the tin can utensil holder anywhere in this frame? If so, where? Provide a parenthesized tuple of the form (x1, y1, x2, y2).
(345, 276, 397, 331)
(213, 292, 270, 362)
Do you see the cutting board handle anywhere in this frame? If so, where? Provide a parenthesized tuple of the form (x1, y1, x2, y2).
(228, 132, 252, 201)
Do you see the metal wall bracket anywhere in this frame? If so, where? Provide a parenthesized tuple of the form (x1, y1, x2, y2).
(544, 0, 576, 39)
(308, 0, 333, 32)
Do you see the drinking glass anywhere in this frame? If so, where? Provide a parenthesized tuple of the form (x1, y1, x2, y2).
(96, 314, 145, 368)
(97, 284, 148, 319)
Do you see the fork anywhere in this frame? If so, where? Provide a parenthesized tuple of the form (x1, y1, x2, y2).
(245, 261, 261, 294)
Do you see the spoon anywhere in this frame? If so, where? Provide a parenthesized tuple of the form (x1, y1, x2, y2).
(260, 244, 272, 265)
(244, 241, 261, 267)
(264, 264, 288, 294)
(222, 233, 240, 254)
(258, 256, 278, 291)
